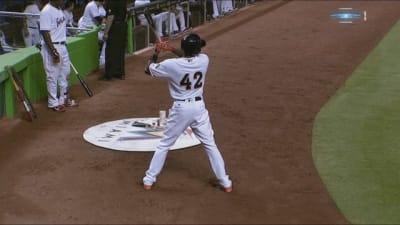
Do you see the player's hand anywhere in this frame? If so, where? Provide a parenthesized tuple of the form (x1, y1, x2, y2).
(52, 49, 60, 63)
(53, 55, 60, 64)
(151, 52, 159, 62)
(155, 41, 166, 53)
(163, 44, 174, 51)
(155, 42, 174, 52)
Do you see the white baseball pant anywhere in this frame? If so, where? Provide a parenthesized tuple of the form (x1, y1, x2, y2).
(41, 44, 70, 108)
(143, 100, 232, 188)
(23, 27, 41, 47)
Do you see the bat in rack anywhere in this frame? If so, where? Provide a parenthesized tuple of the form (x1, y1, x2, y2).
(70, 62, 93, 97)
(5, 65, 37, 121)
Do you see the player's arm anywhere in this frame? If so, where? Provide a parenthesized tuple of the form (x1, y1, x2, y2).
(89, 4, 104, 26)
(94, 16, 104, 26)
(156, 42, 183, 57)
(41, 30, 60, 63)
(144, 51, 159, 75)
(103, 15, 114, 41)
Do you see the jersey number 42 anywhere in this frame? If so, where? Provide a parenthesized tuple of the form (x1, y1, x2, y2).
(180, 72, 203, 90)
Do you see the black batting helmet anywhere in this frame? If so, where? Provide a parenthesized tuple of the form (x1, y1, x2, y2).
(181, 33, 206, 57)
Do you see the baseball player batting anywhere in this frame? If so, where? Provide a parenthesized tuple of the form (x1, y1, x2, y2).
(143, 33, 233, 193)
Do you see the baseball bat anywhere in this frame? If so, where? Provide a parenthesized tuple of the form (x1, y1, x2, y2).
(10, 66, 38, 119)
(5, 65, 37, 121)
(70, 62, 93, 97)
(144, 9, 162, 43)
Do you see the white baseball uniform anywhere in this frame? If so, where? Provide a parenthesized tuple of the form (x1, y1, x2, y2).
(63, 8, 77, 37)
(78, 1, 105, 65)
(175, 3, 186, 31)
(221, 0, 234, 14)
(63, 9, 74, 27)
(0, 30, 13, 52)
(40, 3, 70, 108)
(23, 3, 41, 46)
(98, 5, 106, 66)
(212, 0, 222, 19)
(143, 53, 232, 189)
(78, 1, 102, 29)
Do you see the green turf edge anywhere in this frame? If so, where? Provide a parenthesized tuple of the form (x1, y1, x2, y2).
(312, 20, 400, 225)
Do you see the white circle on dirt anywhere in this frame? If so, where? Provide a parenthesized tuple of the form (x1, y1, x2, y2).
(83, 118, 201, 152)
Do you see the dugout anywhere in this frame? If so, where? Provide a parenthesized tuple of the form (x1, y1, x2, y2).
(0, 0, 252, 119)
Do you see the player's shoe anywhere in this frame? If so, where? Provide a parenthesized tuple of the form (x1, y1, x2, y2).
(224, 186, 233, 193)
(65, 99, 78, 107)
(143, 184, 152, 190)
(49, 105, 66, 112)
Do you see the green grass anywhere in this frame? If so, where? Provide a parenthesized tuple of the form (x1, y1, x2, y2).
(313, 20, 400, 224)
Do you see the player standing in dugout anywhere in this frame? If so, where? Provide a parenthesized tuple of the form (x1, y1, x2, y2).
(100, 0, 128, 81)
(40, 0, 77, 112)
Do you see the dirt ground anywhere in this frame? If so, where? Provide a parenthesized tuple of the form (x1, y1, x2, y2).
(1, 1, 400, 224)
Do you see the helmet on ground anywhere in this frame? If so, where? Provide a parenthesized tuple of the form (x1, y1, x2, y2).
(181, 33, 206, 57)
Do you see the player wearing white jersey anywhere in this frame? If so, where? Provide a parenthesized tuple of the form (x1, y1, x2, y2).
(63, 0, 76, 28)
(23, 0, 41, 47)
(40, 0, 75, 112)
(78, 0, 106, 66)
(78, 0, 104, 29)
(143, 33, 233, 192)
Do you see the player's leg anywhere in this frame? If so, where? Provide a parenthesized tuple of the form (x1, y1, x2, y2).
(221, 0, 234, 14)
(41, 47, 60, 108)
(25, 28, 37, 46)
(212, 0, 220, 19)
(168, 12, 179, 34)
(110, 22, 127, 79)
(176, 8, 186, 31)
(32, 29, 41, 46)
(57, 45, 71, 106)
(99, 43, 106, 66)
(191, 104, 232, 190)
(152, 14, 165, 37)
(143, 102, 191, 187)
